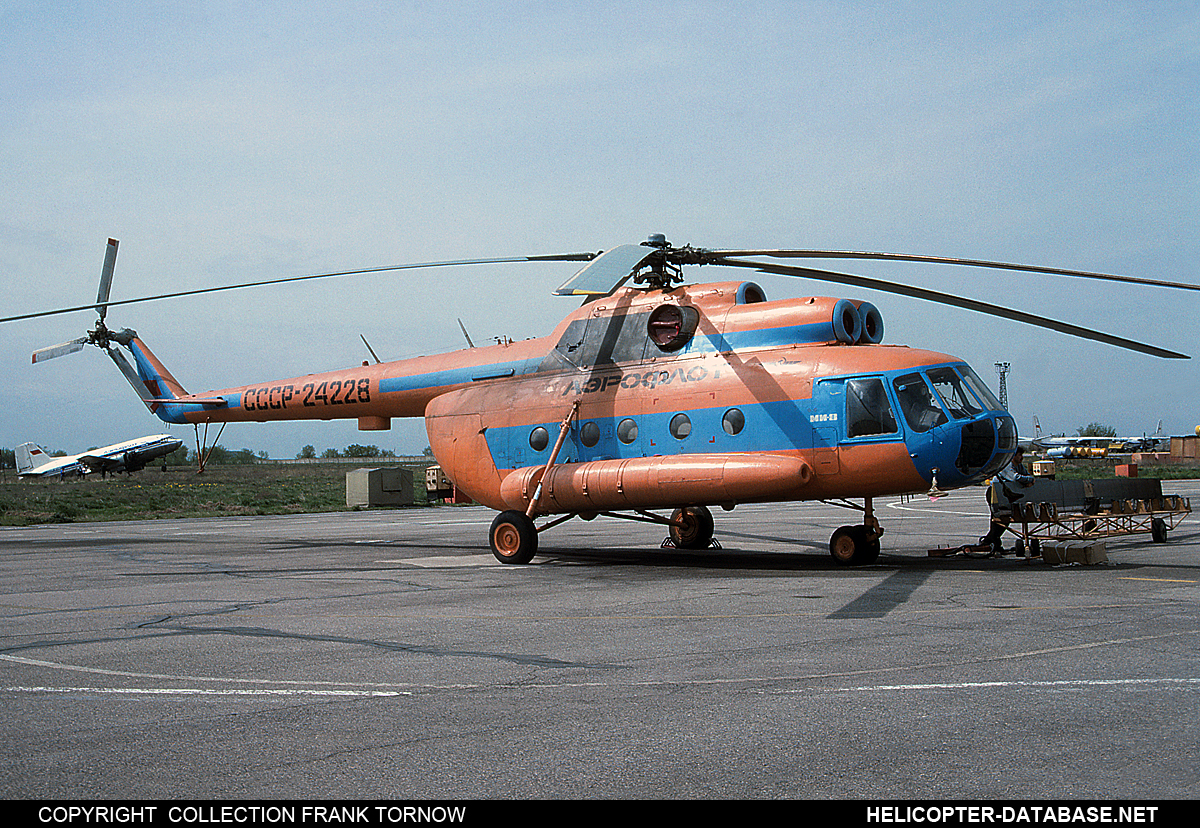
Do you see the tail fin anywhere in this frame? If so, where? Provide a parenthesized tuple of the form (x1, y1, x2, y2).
(104, 330, 189, 422)
(109, 332, 226, 424)
(16, 443, 47, 475)
(124, 335, 189, 400)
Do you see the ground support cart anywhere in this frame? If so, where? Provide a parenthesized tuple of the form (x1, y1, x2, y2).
(1000, 477, 1191, 557)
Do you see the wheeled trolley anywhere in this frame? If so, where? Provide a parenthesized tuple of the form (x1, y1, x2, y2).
(1000, 477, 1191, 556)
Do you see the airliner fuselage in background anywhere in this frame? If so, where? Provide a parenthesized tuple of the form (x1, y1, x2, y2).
(15, 434, 183, 478)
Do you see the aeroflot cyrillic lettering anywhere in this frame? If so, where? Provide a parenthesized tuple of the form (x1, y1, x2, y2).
(561, 367, 712, 396)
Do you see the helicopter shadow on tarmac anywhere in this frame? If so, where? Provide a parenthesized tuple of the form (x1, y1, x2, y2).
(528, 521, 1200, 621)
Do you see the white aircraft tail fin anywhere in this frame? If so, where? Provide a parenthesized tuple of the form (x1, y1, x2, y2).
(15, 443, 49, 475)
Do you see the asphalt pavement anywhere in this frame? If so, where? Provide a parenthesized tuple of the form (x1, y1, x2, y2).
(2, 481, 1198, 800)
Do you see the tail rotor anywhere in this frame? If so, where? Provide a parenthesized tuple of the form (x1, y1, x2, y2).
(32, 336, 89, 364)
(32, 239, 129, 363)
(30, 238, 152, 403)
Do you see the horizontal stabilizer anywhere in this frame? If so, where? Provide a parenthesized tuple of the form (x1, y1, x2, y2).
(145, 397, 229, 407)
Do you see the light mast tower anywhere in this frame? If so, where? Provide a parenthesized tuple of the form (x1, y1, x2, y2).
(994, 362, 1010, 410)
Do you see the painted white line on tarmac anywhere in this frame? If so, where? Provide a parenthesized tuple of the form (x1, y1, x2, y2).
(388, 555, 500, 568)
(812, 677, 1200, 694)
(7, 630, 1200, 699)
(5, 677, 1195, 701)
(0, 653, 415, 691)
(2, 686, 409, 697)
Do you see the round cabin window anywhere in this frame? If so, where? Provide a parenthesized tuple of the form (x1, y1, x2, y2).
(529, 427, 549, 451)
(580, 421, 600, 447)
(617, 418, 639, 445)
(722, 408, 745, 436)
(670, 413, 692, 440)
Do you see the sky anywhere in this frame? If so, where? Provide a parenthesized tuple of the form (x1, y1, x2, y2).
(2, 0, 1198, 461)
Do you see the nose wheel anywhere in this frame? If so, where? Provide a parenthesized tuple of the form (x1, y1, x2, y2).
(829, 525, 881, 565)
(828, 498, 882, 565)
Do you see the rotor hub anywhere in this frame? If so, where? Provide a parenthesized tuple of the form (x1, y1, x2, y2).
(633, 234, 696, 290)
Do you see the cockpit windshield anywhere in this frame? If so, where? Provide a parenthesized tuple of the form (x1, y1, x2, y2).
(893, 373, 948, 433)
(927, 366, 984, 420)
(959, 366, 1004, 412)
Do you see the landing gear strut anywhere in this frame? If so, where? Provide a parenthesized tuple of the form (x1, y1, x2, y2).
(488, 503, 720, 563)
(828, 498, 882, 565)
(491, 401, 578, 565)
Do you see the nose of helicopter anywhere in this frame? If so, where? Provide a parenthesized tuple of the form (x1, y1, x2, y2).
(921, 412, 1018, 489)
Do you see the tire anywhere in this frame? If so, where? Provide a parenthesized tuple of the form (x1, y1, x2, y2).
(489, 510, 538, 564)
(859, 531, 881, 564)
(1151, 518, 1167, 544)
(830, 525, 878, 566)
(669, 505, 715, 550)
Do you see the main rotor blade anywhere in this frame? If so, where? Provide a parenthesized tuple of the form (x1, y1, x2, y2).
(554, 244, 652, 296)
(96, 238, 119, 321)
(0, 251, 598, 325)
(708, 249, 1200, 293)
(719, 258, 1189, 360)
(32, 337, 88, 364)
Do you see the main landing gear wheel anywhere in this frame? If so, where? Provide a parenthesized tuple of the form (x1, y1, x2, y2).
(669, 505, 715, 550)
(489, 510, 538, 564)
(829, 525, 881, 566)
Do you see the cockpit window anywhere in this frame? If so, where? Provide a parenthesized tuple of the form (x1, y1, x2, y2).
(845, 377, 898, 438)
(959, 366, 1004, 412)
(927, 366, 984, 419)
(893, 373, 948, 433)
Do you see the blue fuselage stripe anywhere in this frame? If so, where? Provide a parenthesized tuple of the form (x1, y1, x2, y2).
(692, 322, 844, 354)
(377, 360, 532, 395)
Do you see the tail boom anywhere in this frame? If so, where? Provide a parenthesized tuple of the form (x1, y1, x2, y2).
(121, 335, 552, 430)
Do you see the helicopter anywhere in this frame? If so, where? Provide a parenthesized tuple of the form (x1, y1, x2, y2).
(7, 235, 1196, 566)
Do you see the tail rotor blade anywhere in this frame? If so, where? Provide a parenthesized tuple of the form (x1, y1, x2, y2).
(96, 238, 119, 321)
(105, 345, 153, 405)
(32, 337, 88, 364)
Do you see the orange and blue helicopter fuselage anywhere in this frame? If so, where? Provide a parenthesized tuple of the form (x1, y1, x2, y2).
(123, 279, 1017, 557)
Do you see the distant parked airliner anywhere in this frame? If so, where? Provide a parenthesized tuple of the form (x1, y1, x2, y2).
(16, 434, 183, 478)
